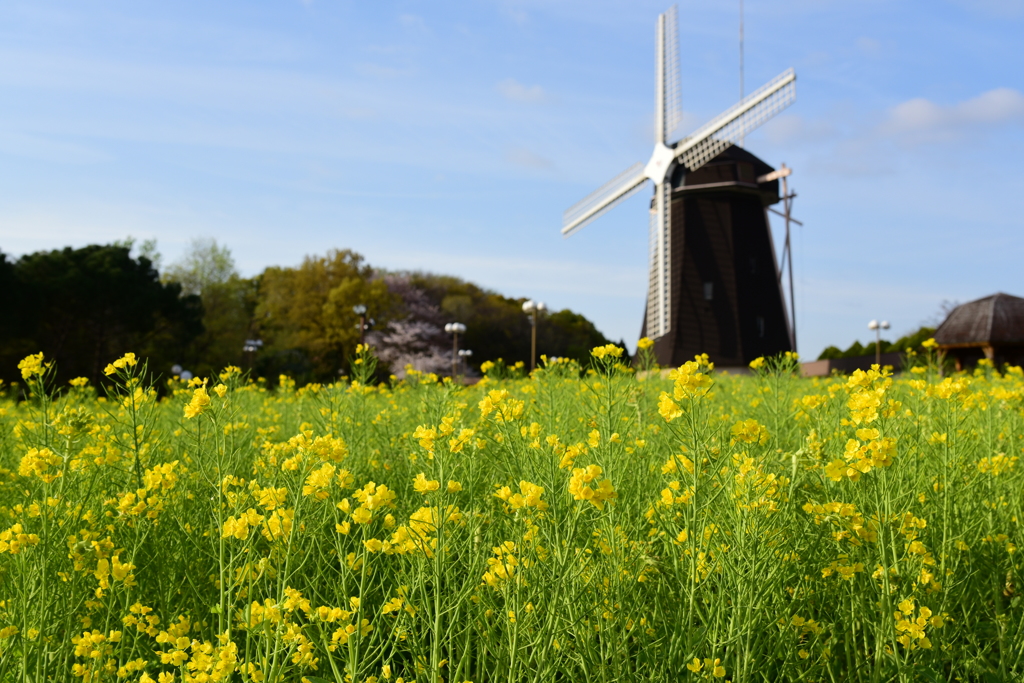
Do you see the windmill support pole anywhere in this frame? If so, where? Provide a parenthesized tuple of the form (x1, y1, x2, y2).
(783, 174, 796, 352)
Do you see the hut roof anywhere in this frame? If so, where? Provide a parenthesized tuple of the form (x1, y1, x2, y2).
(934, 293, 1024, 347)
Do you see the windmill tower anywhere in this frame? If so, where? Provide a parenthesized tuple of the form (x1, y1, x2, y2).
(562, 5, 797, 368)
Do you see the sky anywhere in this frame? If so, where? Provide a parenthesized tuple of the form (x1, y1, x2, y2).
(1, 0, 1023, 359)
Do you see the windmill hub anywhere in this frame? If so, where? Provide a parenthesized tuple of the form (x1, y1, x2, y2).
(561, 4, 799, 368)
(644, 142, 676, 184)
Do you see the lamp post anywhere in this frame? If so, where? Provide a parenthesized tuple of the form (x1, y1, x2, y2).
(868, 319, 890, 366)
(444, 322, 466, 378)
(522, 299, 547, 372)
(242, 338, 263, 370)
(458, 348, 473, 376)
(353, 304, 368, 345)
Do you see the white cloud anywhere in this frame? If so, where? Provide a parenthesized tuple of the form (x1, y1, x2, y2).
(881, 88, 1024, 143)
(766, 87, 1024, 180)
(497, 78, 547, 103)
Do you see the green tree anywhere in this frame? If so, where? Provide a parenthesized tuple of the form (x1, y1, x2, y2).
(163, 237, 236, 296)
(254, 249, 394, 382)
(0, 244, 203, 385)
(163, 238, 259, 379)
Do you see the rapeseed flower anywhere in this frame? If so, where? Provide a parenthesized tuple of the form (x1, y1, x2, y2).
(18, 352, 48, 379)
(184, 384, 211, 419)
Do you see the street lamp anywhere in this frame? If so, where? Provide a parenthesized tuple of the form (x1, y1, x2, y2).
(444, 322, 467, 378)
(242, 339, 263, 370)
(458, 348, 473, 376)
(522, 299, 547, 372)
(353, 304, 368, 345)
(868, 319, 890, 366)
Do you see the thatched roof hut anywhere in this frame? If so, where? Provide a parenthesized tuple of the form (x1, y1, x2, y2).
(934, 292, 1024, 370)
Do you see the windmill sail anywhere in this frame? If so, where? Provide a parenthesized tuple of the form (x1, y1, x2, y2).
(659, 5, 683, 143)
(674, 68, 795, 172)
(646, 5, 680, 338)
(561, 162, 648, 237)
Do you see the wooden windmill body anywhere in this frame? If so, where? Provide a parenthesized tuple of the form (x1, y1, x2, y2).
(562, 5, 798, 367)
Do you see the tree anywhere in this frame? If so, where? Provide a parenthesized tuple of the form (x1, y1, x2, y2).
(163, 237, 236, 296)
(816, 326, 937, 360)
(163, 238, 259, 379)
(0, 244, 203, 384)
(254, 249, 394, 382)
(380, 272, 612, 374)
(179, 276, 260, 380)
(366, 274, 451, 378)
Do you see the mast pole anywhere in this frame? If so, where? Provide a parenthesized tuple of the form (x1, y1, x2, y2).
(782, 168, 796, 352)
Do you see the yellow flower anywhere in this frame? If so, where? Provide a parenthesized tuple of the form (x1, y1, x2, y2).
(18, 352, 47, 380)
(669, 361, 713, 400)
(103, 352, 138, 376)
(479, 390, 524, 422)
(591, 343, 623, 359)
(730, 419, 769, 445)
(413, 473, 440, 494)
(303, 463, 336, 500)
(637, 337, 654, 350)
(658, 394, 683, 422)
(749, 356, 765, 370)
(568, 465, 617, 510)
(704, 658, 726, 678)
(184, 385, 211, 419)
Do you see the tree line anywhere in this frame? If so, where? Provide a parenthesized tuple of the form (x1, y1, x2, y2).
(0, 239, 615, 386)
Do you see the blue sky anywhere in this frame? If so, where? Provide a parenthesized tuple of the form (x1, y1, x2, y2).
(1, 1, 1023, 358)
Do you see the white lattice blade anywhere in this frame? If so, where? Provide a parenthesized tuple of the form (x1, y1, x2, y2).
(674, 68, 796, 171)
(654, 12, 665, 145)
(661, 5, 682, 143)
(562, 162, 648, 236)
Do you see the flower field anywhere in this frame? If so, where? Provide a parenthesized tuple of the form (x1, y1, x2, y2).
(1, 346, 1022, 683)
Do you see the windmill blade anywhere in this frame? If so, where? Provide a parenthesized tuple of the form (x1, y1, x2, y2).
(562, 162, 649, 237)
(656, 5, 683, 144)
(646, 181, 671, 338)
(674, 68, 796, 172)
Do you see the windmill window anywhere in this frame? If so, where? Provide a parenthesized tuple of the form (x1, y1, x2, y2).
(703, 282, 714, 301)
(757, 316, 765, 338)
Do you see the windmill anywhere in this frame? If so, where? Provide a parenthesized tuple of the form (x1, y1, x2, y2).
(562, 5, 798, 368)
